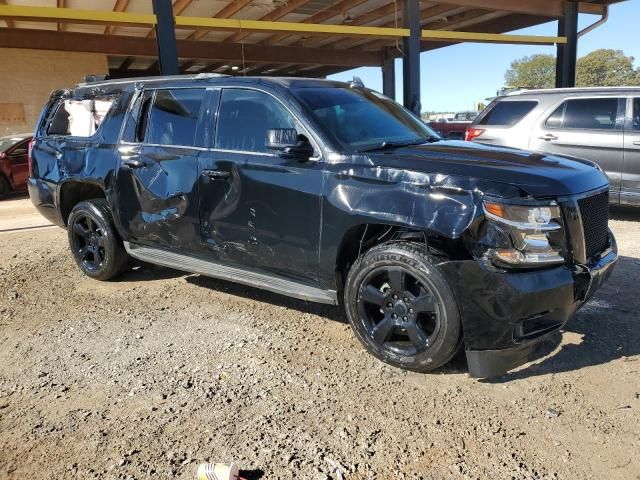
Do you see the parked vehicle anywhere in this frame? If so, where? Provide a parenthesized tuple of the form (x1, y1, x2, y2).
(466, 87, 640, 206)
(453, 111, 478, 122)
(29, 75, 617, 378)
(428, 120, 468, 140)
(429, 111, 478, 140)
(0, 133, 31, 196)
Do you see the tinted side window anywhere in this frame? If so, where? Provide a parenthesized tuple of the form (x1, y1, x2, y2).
(216, 89, 296, 153)
(11, 140, 29, 155)
(146, 89, 205, 146)
(632, 98, 640, 131)
(545, 103, 565, 129)
(548, 98, 619, 130)
(478, 101, 537, 126)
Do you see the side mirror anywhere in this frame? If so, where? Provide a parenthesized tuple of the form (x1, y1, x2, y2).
(266, 128, 314, 161)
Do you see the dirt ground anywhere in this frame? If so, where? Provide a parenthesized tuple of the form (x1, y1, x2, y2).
(0, 197, 638, 480)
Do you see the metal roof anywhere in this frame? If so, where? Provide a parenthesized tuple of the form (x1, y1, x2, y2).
(0, 0, 625, 78)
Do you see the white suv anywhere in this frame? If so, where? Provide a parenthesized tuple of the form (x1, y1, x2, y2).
(467, 87, 640, 206)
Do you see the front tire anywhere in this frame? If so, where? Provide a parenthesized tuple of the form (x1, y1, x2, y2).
(0, 175, 10, 197)
(344, 242, 461, 372)
(67, 199, 130, 280)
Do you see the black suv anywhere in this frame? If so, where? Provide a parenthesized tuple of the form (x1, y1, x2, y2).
(29, 75, 617, 378)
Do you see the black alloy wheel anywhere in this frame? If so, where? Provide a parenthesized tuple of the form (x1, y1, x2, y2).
(67, 199, 130, 280)
(344, 242, 461, 372)
(357, 266, 441, 357)
(71, 213, 107, 273)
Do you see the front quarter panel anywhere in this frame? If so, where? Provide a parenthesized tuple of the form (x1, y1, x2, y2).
(318, 159, 523, 287)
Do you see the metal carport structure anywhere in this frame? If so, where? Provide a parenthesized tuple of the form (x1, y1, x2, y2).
(0, 0, 625, 114)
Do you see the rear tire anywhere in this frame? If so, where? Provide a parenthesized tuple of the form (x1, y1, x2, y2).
(344, 242, 461, 372)
(0, 175, 10, 197)
(67, 199, 130, 280)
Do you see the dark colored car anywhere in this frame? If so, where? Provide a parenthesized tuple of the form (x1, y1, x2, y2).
(0, 133, 31, 196)
(29, 75, 617, 378)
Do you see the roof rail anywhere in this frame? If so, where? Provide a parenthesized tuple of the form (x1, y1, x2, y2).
(84, 74, 108, 83)
(76, 73, 229, 88)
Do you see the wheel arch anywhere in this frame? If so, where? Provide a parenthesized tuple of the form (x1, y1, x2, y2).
(334, 222, 471, 297)
(59, 180, 107, 226)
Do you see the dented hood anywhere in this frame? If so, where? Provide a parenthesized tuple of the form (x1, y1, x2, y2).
(365, 140, 608, 198)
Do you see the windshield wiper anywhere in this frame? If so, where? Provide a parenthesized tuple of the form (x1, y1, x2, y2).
(358, 138, 438, 153)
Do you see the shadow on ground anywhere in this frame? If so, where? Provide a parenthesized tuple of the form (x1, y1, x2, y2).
(0, 191, 28, 201)
(610, 205, 640, 221)
(487, 254, 640, 382)
(116, 262, 185, 283)
(240, 469, 264, 480)
(120, 248, 638, 381)
(186, 274, 345, 323)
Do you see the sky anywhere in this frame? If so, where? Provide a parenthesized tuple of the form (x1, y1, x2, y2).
(328, 1, 640, 113)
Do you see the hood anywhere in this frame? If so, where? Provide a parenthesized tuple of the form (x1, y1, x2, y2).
(365, 140, 608, 198)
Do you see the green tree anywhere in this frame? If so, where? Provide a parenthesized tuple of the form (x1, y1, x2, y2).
(505, 49, 640, 90)
(504, 54, 556, 89)
(576, 49, 639, 86)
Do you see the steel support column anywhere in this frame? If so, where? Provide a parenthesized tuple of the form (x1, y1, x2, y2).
(382, 49, 396, 99)
(402, 0, 421, 114)
(152, 0, 179, 76)
(556, 1, 578, 88)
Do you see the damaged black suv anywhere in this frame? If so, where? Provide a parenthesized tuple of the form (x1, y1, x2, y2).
(29, 75, 617, 378)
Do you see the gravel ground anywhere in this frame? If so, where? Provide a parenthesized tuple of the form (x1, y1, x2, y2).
(0, 202, 639, 480)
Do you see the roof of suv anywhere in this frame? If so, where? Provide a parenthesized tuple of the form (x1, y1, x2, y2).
(506, 86, 640, 97)
(76, 74, 348, 90)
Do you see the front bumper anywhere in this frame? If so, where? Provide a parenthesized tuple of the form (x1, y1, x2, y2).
(440, 233, 617, 378)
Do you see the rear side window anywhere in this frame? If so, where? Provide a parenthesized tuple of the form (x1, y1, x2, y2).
(546, 98, 620, 130)
(146, 89, 205, 147)
(46, 97, 114, 137)
(478, 101, 537, 126)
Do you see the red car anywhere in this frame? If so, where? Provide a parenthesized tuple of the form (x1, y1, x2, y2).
(0, 133, 31, 197)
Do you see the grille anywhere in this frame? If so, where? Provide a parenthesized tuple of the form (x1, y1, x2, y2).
(578, 191, 609, 260)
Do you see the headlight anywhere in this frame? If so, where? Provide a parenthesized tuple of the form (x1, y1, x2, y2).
(483, 200, 565, 267)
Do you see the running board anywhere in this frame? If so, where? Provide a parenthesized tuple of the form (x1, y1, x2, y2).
(123, 242, 338, 305)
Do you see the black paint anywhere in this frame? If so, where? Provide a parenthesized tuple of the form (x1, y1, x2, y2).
(28, 76, 617, 377)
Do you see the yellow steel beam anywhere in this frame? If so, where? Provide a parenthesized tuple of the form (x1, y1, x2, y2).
(0, 5, 156, 27)
(422, 30, 567, 45)
(0, 5, 568, 44)
(0, 5, 407, 37)
(175, 16, 409, 37)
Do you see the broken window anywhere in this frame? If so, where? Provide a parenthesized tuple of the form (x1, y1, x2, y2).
(47, 97, 115, 137)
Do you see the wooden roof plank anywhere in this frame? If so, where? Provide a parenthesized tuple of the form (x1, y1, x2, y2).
(105, 0, 130, 35)
(0, 27, 385, 67)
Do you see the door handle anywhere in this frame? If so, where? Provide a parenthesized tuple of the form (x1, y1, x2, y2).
(202, 169, 231, 180)
(538, 134, 558, 141)
(122, 158, 145, 168)
(633, 141, 640, 146)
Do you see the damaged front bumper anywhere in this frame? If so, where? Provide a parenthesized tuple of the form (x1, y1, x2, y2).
(440, 233, 618, 378)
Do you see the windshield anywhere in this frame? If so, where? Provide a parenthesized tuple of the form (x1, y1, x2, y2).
(292, 86, 440, 151)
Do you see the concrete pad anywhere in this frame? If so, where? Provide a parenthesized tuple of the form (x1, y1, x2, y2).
(0, 195, 54, 233)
